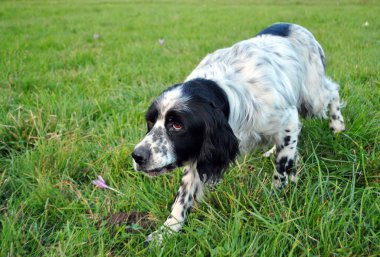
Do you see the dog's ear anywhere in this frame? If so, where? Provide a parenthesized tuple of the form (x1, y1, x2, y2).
(196, 105, 239, 184)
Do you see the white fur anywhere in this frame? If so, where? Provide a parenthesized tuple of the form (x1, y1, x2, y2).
(186, 24, 344, 152)
(141, 23, 345, 243)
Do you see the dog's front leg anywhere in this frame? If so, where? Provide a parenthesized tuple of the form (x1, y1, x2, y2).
(146, 165, 204, 244)
(273, 109, 300, 190)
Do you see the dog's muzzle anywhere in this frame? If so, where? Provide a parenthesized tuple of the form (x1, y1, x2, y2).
(132, 146, 177, 176)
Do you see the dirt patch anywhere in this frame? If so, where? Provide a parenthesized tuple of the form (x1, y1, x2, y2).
(100, 211, 156, 233)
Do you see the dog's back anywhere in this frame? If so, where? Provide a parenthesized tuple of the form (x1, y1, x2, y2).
(186, 23, 344, 151)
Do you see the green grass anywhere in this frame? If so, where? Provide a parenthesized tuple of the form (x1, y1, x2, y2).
(1, 0, 379, 256)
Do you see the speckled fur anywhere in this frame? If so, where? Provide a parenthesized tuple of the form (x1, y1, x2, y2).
(133, 23, 345, 244)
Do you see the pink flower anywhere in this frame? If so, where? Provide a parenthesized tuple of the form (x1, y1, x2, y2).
(92, 175, 107, 188)
(92, 175, 123, 194)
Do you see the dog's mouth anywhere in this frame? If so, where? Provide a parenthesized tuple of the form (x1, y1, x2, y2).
(143, 163, 177, 176)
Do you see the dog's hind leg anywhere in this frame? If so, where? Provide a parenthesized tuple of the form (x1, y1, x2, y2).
(146, 164, 204, 244)
(325, 78, 345, 133)
(272, 109, 300, 190)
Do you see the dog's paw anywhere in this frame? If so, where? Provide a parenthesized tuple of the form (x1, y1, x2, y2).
(329, 119, 345, 134)
(144, 231, 164, 246)
(144, 226, 175, 246)
(272, 173, 288, 190)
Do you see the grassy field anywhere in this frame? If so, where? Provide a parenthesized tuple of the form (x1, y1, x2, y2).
(1, 0, 379, 256)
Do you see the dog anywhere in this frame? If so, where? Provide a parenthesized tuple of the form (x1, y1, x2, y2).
(132, 23, 345, 243)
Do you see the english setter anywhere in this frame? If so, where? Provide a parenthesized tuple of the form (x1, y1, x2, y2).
(132, 23, 345, 243)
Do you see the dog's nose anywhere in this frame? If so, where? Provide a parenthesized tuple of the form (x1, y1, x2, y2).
(132, 147, 150, 165)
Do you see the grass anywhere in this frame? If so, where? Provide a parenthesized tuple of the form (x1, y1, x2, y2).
(0, 0, 379, 256)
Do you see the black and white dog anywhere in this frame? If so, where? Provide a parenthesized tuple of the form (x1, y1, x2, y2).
(132, 23, 345, 242)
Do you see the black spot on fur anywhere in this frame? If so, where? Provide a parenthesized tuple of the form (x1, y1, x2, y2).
(257, 23, 291, 37)
(181, 188, 188, 199)
(332, 114, 337, 120)
(276, 156, 295, 175)
(288, 159, 294, 171)
(273, 175, 279, 180)
(181, 205, 192, 219)
(180, 196, 185, 205)
(284, 136, 291, 146)
(285, 129, 290, 133)
(276, 156, 288, 174)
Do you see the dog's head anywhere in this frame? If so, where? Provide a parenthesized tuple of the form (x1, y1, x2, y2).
(132, 79, 239, 182)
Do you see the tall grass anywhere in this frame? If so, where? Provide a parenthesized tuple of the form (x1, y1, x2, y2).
(1, 1, 379, 256)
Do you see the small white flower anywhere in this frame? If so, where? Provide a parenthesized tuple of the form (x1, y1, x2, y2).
(159, 39, 165, 45)
(93, 33, 101, 40)
(363, 21, 369, 27)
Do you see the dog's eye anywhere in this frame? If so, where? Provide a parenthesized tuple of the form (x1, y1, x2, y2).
(172, 122, 183, 131)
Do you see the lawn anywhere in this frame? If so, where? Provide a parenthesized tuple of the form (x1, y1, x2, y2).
(0, 0, 379, 256)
